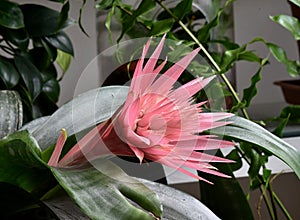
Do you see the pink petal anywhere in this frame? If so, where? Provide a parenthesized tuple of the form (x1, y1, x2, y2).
(170, 76, 215, 102)
(48, 129, 67, 167)
(129, 144, 145, 164)
(150, 48, 201, 95)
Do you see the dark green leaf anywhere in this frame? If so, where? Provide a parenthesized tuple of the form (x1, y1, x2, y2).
(78, 0, 89, 37)
(0, 27, 29, 49)
(210, 116, 300, 178)
(200, 150, 254, 220)
(0, 130, 54, 194)
(270, 15, 300, 40)
(197, 12, 220, 43)
(30, 46, 54, 72)
(45, 31, 74, 56)
(57, 1, 70, 31)
(279, 105, 300, 121)
(42, 78, 60, 103)
(225, 149, 242, 171)
(263, 168, 272, 183)
(173, 0, 193, 20)
(272, 115, 290, 137)
(51, 159, 162, 219)
(149, 18, 174, 36)
(242, 58, 267, 107)
(0, 1, 24, 29)
(0, 56, 20, 89)
(21, 4, 74, 37)
(14, 55, 43, 101)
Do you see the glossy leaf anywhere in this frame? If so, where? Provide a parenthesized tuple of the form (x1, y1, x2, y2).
(50, 159, 162, 219)
(45, 31, 74, 56)
(0, 57, 20, 89)
(0, 130, 53, 194)
(210, 116, 300, 178)
(270, 15, 300, 40)
(0, 27, 29, 50)
(57, 1, 70, 31)
(200, 150, 254, 220)
(14, 55, 43, 101)
(21, 4, 73, 37)
(32, 86, 129, 150)
(0, 1, 24, 29)
(42, 77, 60, 103)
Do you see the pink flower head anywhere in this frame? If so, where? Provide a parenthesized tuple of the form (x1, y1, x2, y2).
(49, 36, 235, 183)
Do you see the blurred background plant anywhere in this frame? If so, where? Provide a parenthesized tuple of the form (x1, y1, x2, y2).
(0, 0, 74, 123)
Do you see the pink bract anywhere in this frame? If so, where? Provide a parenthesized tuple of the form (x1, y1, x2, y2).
(49, 35, 235, 183)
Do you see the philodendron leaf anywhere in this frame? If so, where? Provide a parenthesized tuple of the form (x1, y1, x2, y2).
(50, 159, 162, 220)
(210, 116, 300, 178)
(0, 1, 24, 29)
(33, 86, 129, 150)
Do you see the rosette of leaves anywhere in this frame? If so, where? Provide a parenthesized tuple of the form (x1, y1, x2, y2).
(0, 0, 74, 123)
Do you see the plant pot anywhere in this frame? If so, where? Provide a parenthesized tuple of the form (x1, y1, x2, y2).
(274, 80, 300, 105)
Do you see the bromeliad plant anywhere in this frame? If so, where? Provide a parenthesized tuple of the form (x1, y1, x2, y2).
(0, 0, 74, 123)
(95, 0, 300, 219)
(1, 35, 300, 219)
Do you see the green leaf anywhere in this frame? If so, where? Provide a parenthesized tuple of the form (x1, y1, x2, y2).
(252, 38, 300, 77)
(78, 0, 89, 37)
(96, 0, 114, 10)
(50, 159, 162, 219)
(279, 105, 300, 122)
(290, 0, 300, 7)
(225, 149, 242, 171)
(118, 0, 156, 41)
(56, 49, 72, 76)
(173, 0, 193, 20)
(0, 27, 29, 50)
(0, 56, 20, 89)
(45, 31, 74, 56)
(21, 4, 74, 37)
(210, 116, 300, 178)
(0, 1, 24, 29)
(242, 58, 268, 107)
(149, 18, 174, 36)
(57, 1, 70, 31)
(0, 130, 53, 194)
(14, 55, 43, 101)
(200, 150, 254, 220)
(42, 77, 60, 103)
(32, 86, 129, 150)
(270, 15, 300, 40)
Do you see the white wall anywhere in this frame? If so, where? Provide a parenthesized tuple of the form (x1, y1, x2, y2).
(233, 0, 299, 119)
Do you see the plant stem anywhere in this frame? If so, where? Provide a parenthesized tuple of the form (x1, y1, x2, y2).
(156, 0, 250, 119)
(273, 192, 292, 220)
